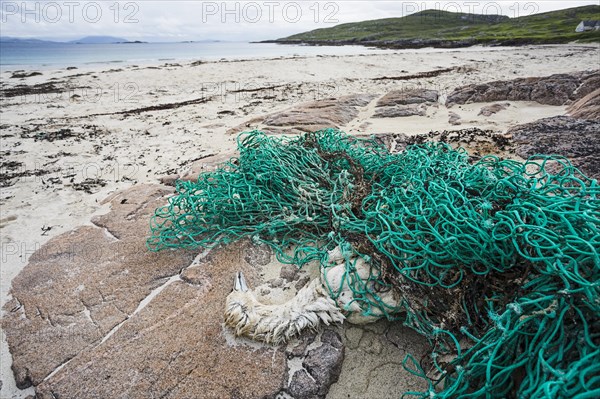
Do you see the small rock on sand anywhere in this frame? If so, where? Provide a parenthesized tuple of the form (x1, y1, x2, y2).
(478, 102, 510, 116)
(448, 111, 462, 125)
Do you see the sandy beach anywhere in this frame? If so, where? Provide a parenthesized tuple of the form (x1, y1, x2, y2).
(1, 43, 599, 398)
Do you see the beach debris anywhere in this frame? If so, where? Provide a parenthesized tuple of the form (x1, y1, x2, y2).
(32, 128, 76, 142)
(373, 66, 455, 81)
(72, 178, 107, 194)
(229, 84, 285, 93)
(0, 81, 79, 98)
(150, 129, 599, 399)
(10, 71, 42, 79)
(0, 164, 53, 188)
(225, 271, 345, 344)
(81, 96, 212, 118)
(18, 125, 100, 142)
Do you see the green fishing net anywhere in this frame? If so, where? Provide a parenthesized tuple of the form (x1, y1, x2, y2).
(148, 129, 599, 398)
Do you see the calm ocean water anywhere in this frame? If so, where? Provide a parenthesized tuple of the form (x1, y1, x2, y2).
(0, 41, 395, 70)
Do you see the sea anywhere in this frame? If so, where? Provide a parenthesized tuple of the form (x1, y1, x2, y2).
(0, 41, 396, 70)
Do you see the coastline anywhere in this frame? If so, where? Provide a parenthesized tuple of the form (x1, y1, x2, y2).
(262, 36, 600, 49)
(0, 41, 396, 72)
(1, 43, 599, 398)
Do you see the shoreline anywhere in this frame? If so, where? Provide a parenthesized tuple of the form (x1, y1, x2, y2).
(5, 42, 597, 73)
(1, 43, 598, 398)
(262, 37, 600, 49)
(0, 41, 397, 72)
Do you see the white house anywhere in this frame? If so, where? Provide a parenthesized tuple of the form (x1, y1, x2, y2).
(575, 20, 600, 32)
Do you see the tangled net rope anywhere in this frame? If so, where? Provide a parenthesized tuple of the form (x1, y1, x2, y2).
(148, 129, 599, 398)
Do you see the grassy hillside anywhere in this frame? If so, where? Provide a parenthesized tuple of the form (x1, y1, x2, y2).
(273, 5, 600, 47)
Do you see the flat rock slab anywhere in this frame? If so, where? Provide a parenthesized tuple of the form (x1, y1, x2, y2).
(227, 94, 375, 135)
(446, 70, 599, 106)
(376, 89, 439, 107)
(373, 104, 428, 118)
(568, 87, 600, 121)
(2, 184, 288, 398)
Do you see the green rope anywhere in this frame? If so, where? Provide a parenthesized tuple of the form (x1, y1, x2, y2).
(148, 129, 599, 398)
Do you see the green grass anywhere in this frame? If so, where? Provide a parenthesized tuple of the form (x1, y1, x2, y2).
(275, 5, 600, 45)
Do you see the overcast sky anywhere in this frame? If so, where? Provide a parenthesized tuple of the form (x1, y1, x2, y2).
(1, 1, 598, 41)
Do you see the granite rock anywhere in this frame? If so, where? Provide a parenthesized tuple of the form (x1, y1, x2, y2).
(2, 184, 196, 389)
(286, 332, 317, 359)
(374, 89, 438, 118)
(448, 111, 462, 125)
(159, 173, 180, 186)
(568, 88, 600, 121)
(573, 70, 600, 99)
(263, 94, 374, 132)
(373, 105, 426, 118)
(228, 94, 376, 135)
(178, 152, 236, 183)
(508, 115, 600, 179)
(285, 330, 345, 399)
(376, 89, 439, 107)
(446, 71, 599, 106)
(303, 333, 345, 396)
(288, 370, 319, 398)
(2, 184, 288, 398)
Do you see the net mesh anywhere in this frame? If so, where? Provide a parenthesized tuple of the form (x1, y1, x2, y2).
(148, 129, 599, 398)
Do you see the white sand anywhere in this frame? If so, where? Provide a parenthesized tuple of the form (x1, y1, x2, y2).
(1, 43, 598, 397)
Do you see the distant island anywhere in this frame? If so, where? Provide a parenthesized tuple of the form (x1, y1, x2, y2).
(0, 36, 147, 44)
(69, 36, 129, 44)
(266, 5, 600, 49)
(0, 37, 58, 44)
